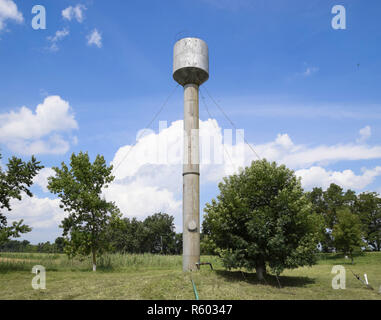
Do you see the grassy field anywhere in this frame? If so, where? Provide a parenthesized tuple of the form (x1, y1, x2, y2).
(0, 252, 380, 300)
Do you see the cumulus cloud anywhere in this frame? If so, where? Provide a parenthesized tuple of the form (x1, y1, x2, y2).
(33, 167, 56, 193)
(103, 181, 181, 219)
(8, 118, 381, 237)
(106, 119, 242, 224)
(295, 166, 381, 191)
(357, 125, 371, 143)
(0, 95, 78, 155)
(105, 119, 381, 227)
(47, 28, 69, 51)
(87, 29, 102, 48)
(0, 0, 23, 31)
(62, 4, 86, 23)
(253, 135, 381, 169)
(8, 194, 66, 229)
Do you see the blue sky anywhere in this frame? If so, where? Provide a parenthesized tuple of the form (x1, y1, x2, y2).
(1, 0, 381, 243)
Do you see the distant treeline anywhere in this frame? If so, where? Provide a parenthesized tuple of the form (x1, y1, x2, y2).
(307, 183, 381, 252)
(0, 238, 65, 253)
(106, 213, 182, 254)
(2, 184, 380, 255)
(1, 213, 183, 255)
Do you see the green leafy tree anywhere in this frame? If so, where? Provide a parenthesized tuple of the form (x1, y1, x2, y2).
(324, 183, 344, 228)
(0, 239, 30, 252)
(343, 189, 357, 208)
(307, 187, 327, 215)
(106, 217, 143, 253)
(307, 187, 330, 252)
(142, 213, 177, 254)
(0, 153, 43, 244)
(332, 208, 364, 263)
(307, 184, 357, 253)
(200, 233, 217, 255)
(354, 192, 381, 251)
(54, 237, 66, 253)
(203, 159, 323, 280)
(47, 152, 120, 271)
(107, 214, 181, 254)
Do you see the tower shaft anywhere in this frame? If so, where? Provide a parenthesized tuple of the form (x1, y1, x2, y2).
(182, 83, 200, 271)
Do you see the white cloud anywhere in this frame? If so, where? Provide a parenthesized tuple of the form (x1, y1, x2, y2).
(106, 119, 234, 226)
(0, 0, 23, 31)
(275, 133, 294, 149)
(103, 181, 181, 219)
(105, 119, 381, 228)
(87, 29, 102, 48)
(8, 118, 381, 238)
(47, 28, 69, 51)
(62, 4, 86, 23)
(48, 29, 69, 43)
(253, 136, 381, 169)
(10, 134, 71, 155)
(33, 167, 56, 193)
(8, 194, 66, 229)
(357, 125, 371, 143)
(296, 166, 381, 191)
(0, 95, 78, 155)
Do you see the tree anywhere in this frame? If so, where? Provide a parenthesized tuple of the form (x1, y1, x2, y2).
(107, 213, 181, 254)
(354, 192, 381, 251)
(200, 233, 217, 255)
(343, 189, 357, 208)
(332, 208, 364, 263)
(323, 183, 344, 228)
(0, 239, 30, 252)
(203, 159, 323, 280)
(307, 187, 331, 252)
(54, 237, 65, 253)
(47, 152, 120, 271)
(0, 152, 43, 245)
(106, 217, 143, 253)
(307, 184, 357, 253)
(142, 213, 177, 254)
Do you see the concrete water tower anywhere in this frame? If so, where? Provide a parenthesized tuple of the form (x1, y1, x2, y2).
(173, 37, 209, 272)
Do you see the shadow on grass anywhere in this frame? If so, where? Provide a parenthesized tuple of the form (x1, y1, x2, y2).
(215, 270, 315, 288)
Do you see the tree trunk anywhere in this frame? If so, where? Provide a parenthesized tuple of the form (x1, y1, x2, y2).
(92, 249, 97, 272)
(255, 260, 266, 281)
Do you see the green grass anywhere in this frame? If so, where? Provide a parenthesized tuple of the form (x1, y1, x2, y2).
(0, 252, 380, 300)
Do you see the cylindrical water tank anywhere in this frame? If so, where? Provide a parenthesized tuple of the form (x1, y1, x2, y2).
(173, 37, 209, 86)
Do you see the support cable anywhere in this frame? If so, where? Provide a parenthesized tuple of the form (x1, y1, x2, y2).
(112, 84, 180, 175)
(202, 86, 262, 161)
(200, 89, 235, 168)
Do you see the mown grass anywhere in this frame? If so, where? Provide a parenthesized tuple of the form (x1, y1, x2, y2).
(0, 252, 380, 300)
